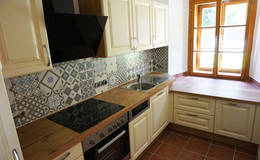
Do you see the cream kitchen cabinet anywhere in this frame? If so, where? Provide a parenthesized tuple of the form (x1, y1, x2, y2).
(252, 106, 260, 144)
(79, 0, 168, 57)
(150, 87, 169, 141)
(53, 143, 83, 160)
(0, 0, 52, 78)
(129, 108, 151, 160)
(152, 1, 168, 48)
(102, 0, 134, 57)
(173, 93, 215, 132)
(214, 100, 256, 141)
(132, 0, 153, 51)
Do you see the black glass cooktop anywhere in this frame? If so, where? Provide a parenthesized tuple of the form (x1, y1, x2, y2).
(47, 98, 125, 133)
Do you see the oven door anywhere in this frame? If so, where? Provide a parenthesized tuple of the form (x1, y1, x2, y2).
(84, 124, 130, 160)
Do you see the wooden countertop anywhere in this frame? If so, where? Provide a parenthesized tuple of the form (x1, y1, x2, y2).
(17, 73, 174, 160)
(170, 76, 260, 104)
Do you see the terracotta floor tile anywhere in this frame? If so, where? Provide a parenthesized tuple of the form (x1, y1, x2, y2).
(156, 130, 171, 143)
(207, 144, 235, 160)
(150, 154, 168, 160)
(137, 152, 153, 160)
(164, 132, 190, 148)
(212, 141, 235, 149)
(236, 147, 257, 156)
(156, 143, 181, 160)
(147, 140, 162, 153)
(178, 149, 205, 160)
(185, 136, 210, 155)
(234, 151, 257, 160)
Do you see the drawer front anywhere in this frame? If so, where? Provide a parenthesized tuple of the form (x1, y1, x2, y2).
(174, 94, 215, 115)
(174, 109, 214, 132)
(76, 155, 84, 160)
(53, 143, 83, 160)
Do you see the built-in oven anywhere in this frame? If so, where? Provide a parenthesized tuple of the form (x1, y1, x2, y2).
(82, 114, 130, 160)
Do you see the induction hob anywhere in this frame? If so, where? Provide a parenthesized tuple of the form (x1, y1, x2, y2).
(47, 98, 125, 133)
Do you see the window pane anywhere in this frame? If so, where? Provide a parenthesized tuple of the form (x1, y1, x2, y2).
(218, 53, 243, 76)
(219, 26, 246, 52)
(193, 52, 215, 74)
(194, 28, 216, 51)
(194, 3, 216, 27)
(221, 1, 248, 26)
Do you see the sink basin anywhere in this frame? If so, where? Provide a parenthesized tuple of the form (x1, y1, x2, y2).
(124, 82, 156, 91)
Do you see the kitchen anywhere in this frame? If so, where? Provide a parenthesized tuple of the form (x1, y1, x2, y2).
(0, 0, 260, 160)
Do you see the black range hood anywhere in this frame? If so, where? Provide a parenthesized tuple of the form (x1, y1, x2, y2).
(42, 0, 107, 63)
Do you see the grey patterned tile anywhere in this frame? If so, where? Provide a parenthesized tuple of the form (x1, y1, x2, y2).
(63, 83, 82, 105)
(13, 95, 48, 127)
(80, 79, 96, 99)
(94, 58, 107, 77)
(58, 63, 80, 85)
(38, 68, 62, 93)
(79, 70, 95, 81)
(42, 89, 64, 112)
(9, 74, 40, 101)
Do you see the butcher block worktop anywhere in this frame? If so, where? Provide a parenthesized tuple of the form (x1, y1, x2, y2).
(170, 76, 260, 104)
(17, 73, 174, 160)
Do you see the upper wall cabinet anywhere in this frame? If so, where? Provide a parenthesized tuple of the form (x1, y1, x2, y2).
(152, 1, 168, 48)
(102, 0, 134, 57)
(79, 0, 168, 57)
(132, 0, 153, 51)
(0, 0, 52, 78)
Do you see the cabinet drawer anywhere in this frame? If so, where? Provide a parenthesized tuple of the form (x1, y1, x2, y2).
(174, 94, 215, 115)
(53, 143, 83, 160)
(174, 109, 214, 132)
(76, 155, 84, 160)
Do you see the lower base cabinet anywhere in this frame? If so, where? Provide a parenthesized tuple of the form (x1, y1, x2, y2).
(214, 100, 256, 141)
(129, 108, 151, 160)
(150, 87, 169, 141)
(53, 143, 83, 160)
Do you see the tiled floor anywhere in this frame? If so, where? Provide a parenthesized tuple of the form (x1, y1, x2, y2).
(137, 128, 258, 160)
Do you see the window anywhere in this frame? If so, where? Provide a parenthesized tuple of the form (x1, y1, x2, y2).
(188, 0, 257, 80)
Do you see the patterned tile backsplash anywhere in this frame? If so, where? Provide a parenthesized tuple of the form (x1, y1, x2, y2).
(5, 47, 168, 128)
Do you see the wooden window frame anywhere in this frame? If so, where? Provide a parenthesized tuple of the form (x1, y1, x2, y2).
(188, 0, 258, 80)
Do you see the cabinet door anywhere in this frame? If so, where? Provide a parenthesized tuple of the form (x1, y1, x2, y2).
(102, 0, 134, 57)
(129, 109, 151, 160)
(0, 0, 52, 78)
(215, 100, 256, 141)
(132, 0, 153, 51)
(150, 87, 169, 141)
(152, 2, 168, 47)
(252, 106, 260, 144)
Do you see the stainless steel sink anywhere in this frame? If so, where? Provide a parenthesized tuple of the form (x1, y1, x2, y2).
(123, 82, 156, 92)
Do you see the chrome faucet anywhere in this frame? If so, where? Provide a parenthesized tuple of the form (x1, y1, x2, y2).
(137, 74, 141, 84)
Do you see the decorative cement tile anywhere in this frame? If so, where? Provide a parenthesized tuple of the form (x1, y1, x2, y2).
(38, 68, 63, 93)
(9, 73, 40, 101)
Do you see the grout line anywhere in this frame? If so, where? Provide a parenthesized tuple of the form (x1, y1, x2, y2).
(176, 135, 192, 160)
(233, 147, 237, 160)
(204, 140, 213, 160)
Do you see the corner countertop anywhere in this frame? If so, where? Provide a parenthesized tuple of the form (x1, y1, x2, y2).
(170, 76, 260, 104)
(17, 72, 175, 160)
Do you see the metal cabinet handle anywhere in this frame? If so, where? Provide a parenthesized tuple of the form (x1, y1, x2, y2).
(227, 102, 241, 107)
(189, 97, 199, 100)
(58, 152, 71, 160)
(157, 91, 165, 97)
(12, 149, 20, 160)
(43, 44, 51, 66)
(186, 114, 199, 117)
(97, 130, 126, 154)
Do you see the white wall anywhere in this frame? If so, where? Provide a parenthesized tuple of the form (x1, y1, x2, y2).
(249, 0, 260, 82)
(168, 0, 189, 75)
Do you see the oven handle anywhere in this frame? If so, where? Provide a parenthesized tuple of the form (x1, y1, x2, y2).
(97, 130, 126, 154)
